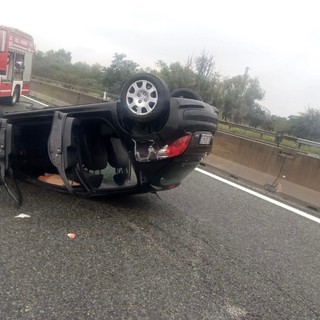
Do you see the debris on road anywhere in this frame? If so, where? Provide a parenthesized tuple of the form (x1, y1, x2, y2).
(15, 213, 31, 218)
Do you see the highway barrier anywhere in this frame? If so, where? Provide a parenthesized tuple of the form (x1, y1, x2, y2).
(31, 78, 107, 105)
(212, 131, 320, 193)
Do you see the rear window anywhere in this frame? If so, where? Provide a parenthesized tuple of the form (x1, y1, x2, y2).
(0, 30, 7, 52)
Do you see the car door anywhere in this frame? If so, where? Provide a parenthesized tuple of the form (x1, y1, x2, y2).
(0, 118, 12, 179)
(48, 111, 81, 194)
(0, 117, 22, 204)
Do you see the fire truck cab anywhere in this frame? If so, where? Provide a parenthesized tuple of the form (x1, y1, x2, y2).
(0, 26, 34, 106)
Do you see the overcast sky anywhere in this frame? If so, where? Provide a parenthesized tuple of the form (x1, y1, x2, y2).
(2, 0, 320, 117)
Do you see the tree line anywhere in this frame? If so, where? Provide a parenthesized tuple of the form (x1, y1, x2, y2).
(32, 49, 320, 142)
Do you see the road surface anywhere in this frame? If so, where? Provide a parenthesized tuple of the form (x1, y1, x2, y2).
(0, 95, 319, 319)
(0, 164, 319, 319)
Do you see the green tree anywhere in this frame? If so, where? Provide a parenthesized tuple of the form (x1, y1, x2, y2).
(102, 53, 139, 94)
(193, 51, 221, 103)
(244, 103, 267, 128)
(32, 49, 272, 124)
(69, 62, 104, 88)
(156, 60, 195, 91)
(156, 52, 221, 104)
(290, 107, 320, 141)
(46, 49, 72, 64)
(32, 49, 105, 90)
(221, 75, 265, 123)
(270, 115, 291, 133)
(33, 49, 72, 80)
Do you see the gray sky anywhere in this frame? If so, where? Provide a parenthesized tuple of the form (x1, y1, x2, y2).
(3, 0, 320, 117)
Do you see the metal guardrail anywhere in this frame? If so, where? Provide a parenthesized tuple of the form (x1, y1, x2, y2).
(31, 76, 119, 100)
(297, 138, 320, 148)
(219, 120, 297, 143)
(219, 120, 320, 153)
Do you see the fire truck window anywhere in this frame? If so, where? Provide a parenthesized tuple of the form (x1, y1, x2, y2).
(0, 30, 7, 52)
(15, 54, 25, 70)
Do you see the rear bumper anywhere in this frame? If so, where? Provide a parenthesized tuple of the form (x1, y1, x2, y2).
(133, 98, 218, 191)
(149, 130, 213, 190)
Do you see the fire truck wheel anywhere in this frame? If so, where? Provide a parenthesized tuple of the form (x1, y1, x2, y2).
(120, 73, 170, 123)
(8, 87, 20, 106)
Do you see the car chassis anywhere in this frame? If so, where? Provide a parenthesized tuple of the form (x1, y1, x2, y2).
(0, 73, 219, 205)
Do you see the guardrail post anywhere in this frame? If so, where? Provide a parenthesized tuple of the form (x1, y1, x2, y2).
(275, 133, 283, 147)
(76, 93, 80, 104)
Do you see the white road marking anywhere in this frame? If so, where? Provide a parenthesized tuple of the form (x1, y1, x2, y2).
(196, 167, 320, 224)
(22, 95, 48, 107)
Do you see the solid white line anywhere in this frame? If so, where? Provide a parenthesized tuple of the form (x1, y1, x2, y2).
(22, 95, 48, 107)
(195, 167, 320, 224)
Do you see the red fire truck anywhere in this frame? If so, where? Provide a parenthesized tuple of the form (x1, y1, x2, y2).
(0, 26, 34, 105)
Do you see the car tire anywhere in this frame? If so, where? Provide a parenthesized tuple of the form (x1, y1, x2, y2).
(120, 73, 170, 123)
(7, 86, 20, 106)
(170, 88, 203, 101)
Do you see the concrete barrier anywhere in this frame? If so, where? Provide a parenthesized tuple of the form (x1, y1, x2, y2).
(31, 80, 105, 105)
(211, 131, 320, 192)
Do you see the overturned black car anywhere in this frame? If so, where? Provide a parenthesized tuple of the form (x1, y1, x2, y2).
(0, 73, 219, 205)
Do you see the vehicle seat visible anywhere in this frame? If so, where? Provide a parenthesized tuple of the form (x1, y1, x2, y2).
(107, 137, 129, 169)
(79, 127, 108, 188)
(106, 137, 129, 186)
(81, 130, 108, 171)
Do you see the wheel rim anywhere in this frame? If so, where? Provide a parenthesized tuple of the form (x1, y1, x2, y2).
(126, 80, 158, 115)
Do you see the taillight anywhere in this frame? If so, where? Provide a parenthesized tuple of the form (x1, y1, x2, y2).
(157, 135, 192, 159)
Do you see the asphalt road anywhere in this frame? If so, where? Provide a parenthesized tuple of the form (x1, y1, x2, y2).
(0, 96, 319, 319)
(0, 96, 47, 117)
(0, 166, 319, 320)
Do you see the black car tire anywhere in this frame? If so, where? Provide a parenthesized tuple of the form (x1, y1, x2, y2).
(120, 73, 170, 123)
(170, 88, 203, 101)
(7, 86, 20, 106)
